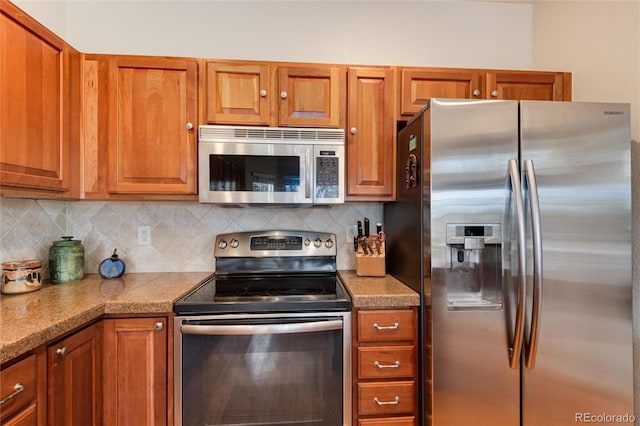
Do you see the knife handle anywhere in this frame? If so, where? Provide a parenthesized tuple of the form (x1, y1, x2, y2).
(357, 221, 363, 237)
(364, 218, 370, 237)
(376, 222, 382, 234)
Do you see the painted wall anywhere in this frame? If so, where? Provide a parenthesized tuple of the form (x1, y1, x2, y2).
(15, 0, 534, 69)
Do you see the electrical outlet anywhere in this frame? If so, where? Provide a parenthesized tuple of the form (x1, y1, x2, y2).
(137, 226, 151, 246)
(346, 224, 358, 243)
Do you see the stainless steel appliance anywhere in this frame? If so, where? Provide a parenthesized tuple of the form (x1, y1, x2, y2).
(384, 99, 634, 425)
(174, 230, 352, 426)
(198, 125, 345, 205)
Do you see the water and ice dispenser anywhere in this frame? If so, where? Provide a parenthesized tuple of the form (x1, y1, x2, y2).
(445, 224, 503, 310)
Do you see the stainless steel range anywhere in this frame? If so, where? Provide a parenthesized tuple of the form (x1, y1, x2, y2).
(174, 230, 352, 426)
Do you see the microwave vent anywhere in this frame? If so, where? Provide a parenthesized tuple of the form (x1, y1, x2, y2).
(199, 125, 344, 144)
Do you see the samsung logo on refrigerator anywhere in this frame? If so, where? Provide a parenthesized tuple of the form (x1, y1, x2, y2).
(604, 110, 625, 115)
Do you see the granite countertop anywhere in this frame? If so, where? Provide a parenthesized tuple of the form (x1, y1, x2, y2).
(1, 270, 420, 365)
(0, 272, 211, 364)
(338, 270, 420, 308)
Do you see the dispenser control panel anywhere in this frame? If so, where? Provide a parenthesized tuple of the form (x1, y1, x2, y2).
(446, 224, 502, 245)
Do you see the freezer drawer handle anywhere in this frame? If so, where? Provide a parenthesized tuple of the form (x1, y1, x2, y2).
(523, 159, 543, 369)
(374, 396, 400, 405)
(373, 322, 399, 330)
(374, 360, 400, 369)
(508, 159, 527, 369)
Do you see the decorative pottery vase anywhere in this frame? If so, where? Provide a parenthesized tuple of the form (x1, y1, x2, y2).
(49, 236, 85, 283)
(98, 249, 126, 279)
(1, 260, 43, 294)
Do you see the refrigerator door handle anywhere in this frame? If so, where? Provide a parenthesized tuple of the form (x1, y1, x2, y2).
(523, 159, 543, 368)
(508, 159, 527, 369)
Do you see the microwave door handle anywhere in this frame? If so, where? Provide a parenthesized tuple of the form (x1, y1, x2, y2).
(180, 320, 344, 336)
(305, 150, 312, 199)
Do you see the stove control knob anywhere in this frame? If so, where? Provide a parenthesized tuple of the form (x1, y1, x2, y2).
(218, 240, 228, 249)
(230, 239, 240, 248)
(304, 238, 311, 247)
(325, 238, 334, 249)
(313, 238, 322, 248)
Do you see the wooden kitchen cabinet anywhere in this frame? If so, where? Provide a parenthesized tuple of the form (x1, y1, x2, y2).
(102, 317, 169, 426)
(47, 322, 102, 426)
(204, 60, 346, 128)
(353, 308, 418, 426)
(82, 54, 198, 199)
(346, 67, 396, 201)
(485, 69, 571, 101)
(0, 351, 45, 426)
(205, 61, 271, 125)
(0, 0, 81, 198)
(399, 67, 571, 118)
(399, 67, 483, 117)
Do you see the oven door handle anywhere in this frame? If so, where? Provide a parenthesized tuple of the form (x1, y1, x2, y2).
(180, 319, 343, 336)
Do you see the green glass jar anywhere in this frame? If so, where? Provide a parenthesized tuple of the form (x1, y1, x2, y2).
(49, 236, 85, 283)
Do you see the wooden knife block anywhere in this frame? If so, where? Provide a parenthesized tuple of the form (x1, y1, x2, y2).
(355, 242, 386, 277)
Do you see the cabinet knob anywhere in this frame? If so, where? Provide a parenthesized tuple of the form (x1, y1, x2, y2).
(491, 90, 499, 98)
(472, 89, 481, 97)
(350, 127, 357, 135)
(186, 122, 194, 130)
(280, 91, 288, 99)
(154, 321, 164, 330)
(56, 346, 67, 356)
(260, 89, 267, 97)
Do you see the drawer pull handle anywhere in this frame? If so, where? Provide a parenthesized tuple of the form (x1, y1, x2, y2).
(374, 360, 400, 369)
(0, 383, 25, 406)
(373, 322, 399, 330)
(373, 396, 400, 406)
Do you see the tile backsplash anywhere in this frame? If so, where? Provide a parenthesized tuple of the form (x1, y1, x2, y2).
(0, 198, 383, 277)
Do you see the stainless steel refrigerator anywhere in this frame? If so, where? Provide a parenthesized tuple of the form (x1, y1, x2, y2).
(384, 99, 633, 426)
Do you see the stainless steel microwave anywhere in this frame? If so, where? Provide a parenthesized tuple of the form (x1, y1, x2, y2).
(198, 125, 345, 205)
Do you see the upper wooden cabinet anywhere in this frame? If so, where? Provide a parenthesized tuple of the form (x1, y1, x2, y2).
(205, 62, 271, 125)
(82, 54, 198, 199)
(399, 68, 483, 117)
(347, 67, 396, 201)
(400, 67, 571, 117)
(204, 60, 346, 128)
(0, 0, 80, 198)
(486, 70, 570, 101)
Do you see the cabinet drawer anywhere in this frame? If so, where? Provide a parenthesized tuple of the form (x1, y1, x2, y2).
(2, 403, 36, 426)
(358, 346, 414, 379)
(0, 355, 37, 421)
(358, 381, 415, 416)
(359, 416, 415, 426)
(358, 310, 415, 342)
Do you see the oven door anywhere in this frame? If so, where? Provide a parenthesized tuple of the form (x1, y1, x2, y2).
(174, 312, 352, 426)
(198, 141, 313, 204)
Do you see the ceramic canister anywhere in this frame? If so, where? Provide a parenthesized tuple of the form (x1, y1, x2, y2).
(1, 260, 43, 294)
(49, 236, 85, 283)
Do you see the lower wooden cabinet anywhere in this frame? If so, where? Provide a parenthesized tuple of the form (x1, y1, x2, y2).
(47, 322, 102, 426)
(353, 308, 418, 425)
(103, 317, 169, 426)
(0, 353, 41, 426)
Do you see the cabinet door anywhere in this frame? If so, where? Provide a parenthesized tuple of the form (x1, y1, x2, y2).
(48, 322, 102, 426)
(347, 67, 396, 200)
(485, 70, 570, 101)
(103, 317, 168, 426)
(399, 68, 482, 117)
(277, 65, 345, 128)
(108, 56, 197, 194)
(205, 61, 271, 125)
(0, 1, 71, 195)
